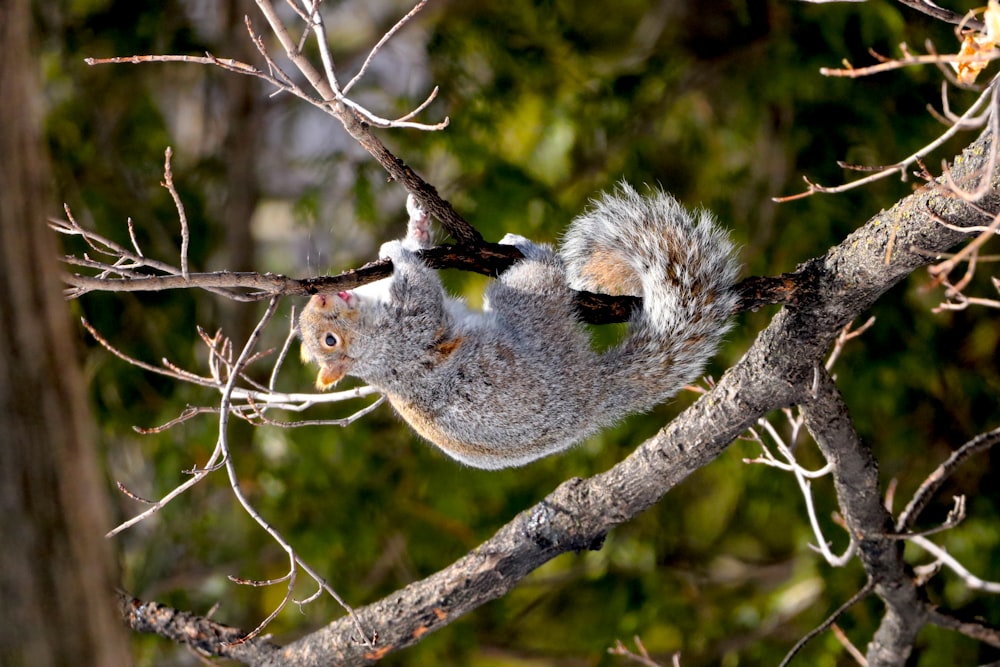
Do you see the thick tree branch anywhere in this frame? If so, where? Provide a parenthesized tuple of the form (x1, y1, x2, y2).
(243, 132, 995, 666)
(119, 128, 997, 665)
(801, 369, 922, 667)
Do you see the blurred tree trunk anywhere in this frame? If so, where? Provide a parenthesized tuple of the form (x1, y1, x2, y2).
(0, 1, 132, 665)
(220, 0, 264, 343)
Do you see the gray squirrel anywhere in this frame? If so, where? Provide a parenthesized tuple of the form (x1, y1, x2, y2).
(299, 184, 740, 469)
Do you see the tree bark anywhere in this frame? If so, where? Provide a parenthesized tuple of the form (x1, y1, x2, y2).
(0, 1, 133, 664)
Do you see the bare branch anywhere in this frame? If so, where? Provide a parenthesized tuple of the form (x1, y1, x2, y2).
(744, 319, 879, 568)
(896, 426, 1000, 531)
(926, 608, 1000, 648)
(107, 452, 223, 538)
(820, 49, 1000, 78)
(747, 409, 854, 566)
(895, 0, 984, 31)
(937, 83, 1000, 202)
(343, 0, 429, 94)
(778, 579, 875, 667)
(58, 203, 669, 323)
(250, 0, 473, 242)
(160, 147, 190, 279)
(826, 317, 876, 372)
(608, 635, 675, 667)
(909, 535, 1000, 593)
(831, 623, 869, 666)
(298, 0, 341, 100)
(774, 75, 997, 202)
(118, 592, 281, 662)
(800, 368, 921, 664)
(928, 200, 1000, 311)
(115, 481, 155, 504)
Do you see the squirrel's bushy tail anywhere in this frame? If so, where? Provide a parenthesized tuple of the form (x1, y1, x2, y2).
(560, 183, 740, 413)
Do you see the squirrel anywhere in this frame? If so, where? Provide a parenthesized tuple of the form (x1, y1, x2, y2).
(299, 184, 740, 469)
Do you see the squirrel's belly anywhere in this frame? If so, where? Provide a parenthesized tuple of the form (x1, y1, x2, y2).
(387, 394, 472, 454)
(385, 392, 574, 469)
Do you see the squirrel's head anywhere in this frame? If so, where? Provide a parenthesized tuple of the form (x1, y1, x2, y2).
(299, 292, 360, 390)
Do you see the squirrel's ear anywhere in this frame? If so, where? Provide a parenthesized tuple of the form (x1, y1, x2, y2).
(316, 363, 347, 390)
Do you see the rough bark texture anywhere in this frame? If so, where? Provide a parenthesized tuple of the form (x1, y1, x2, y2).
(0, 2, 133, 665)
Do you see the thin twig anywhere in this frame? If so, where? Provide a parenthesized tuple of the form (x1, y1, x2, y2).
(299, 0, 342, 98)
(269, 307, 299, 392)
(745, 403, 853, 567)
(244, 395, 386, 427)
(939, 82, 1000, 202)
(910, 536, 1000, 592)
(775, 76, 997, 201)
(213, 298, 301, 645)
(161, 147, 190, 279)
(343, 0, 429, 94)
(820, 49, 1000, 78)
(830, 623, 868, 666)
(896, 426, 1000, 531)
(608, 635, 671, 667)
(825, 317, 876, 372)
(929, 211, 1000, 290)
(778, 579, 875, 667)
(107, 449, 224, 537)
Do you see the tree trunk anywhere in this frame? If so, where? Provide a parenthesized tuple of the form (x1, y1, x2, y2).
(0, 1, 133, 664)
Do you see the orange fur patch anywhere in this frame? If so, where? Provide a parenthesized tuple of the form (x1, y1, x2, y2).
(433, 336, 464, 358)
(388, 396, 469, 454)
(316, 363, 347, 389)
(579, 248, 641, 295)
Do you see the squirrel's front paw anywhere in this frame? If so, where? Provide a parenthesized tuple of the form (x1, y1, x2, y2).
(380, 240, 422, 268)
(379, 239, 406, 261)
(404, 194, 432, 250)
(499, 233, 551, 261)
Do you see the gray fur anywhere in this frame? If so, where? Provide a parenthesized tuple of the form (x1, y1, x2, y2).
(299, 186, 740, 469)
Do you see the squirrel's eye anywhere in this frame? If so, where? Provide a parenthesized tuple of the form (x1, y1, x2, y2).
(324, 332, 339, 348)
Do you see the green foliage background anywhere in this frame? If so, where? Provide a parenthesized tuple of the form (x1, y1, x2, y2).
(40, 0, 1000, 665)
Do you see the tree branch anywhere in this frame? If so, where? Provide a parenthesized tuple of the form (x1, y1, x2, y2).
(897, 425, 1000, 531)
(801, 368, 923, 667)
(251, 0, 482, 245)
(216, 128, 996, 667)
(60, 227, 805, 324)
(895, 0, 984, 31)
(117, 592, 281, 663)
